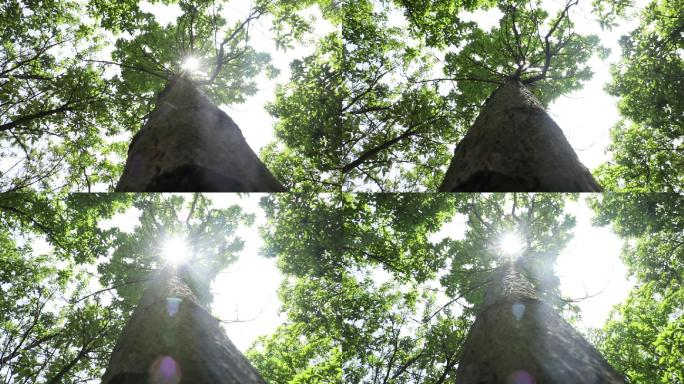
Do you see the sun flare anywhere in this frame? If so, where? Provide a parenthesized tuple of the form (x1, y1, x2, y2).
(181, 56, 200, 72)
(163, 237, 190, 266)
(498, 232, 526, 258)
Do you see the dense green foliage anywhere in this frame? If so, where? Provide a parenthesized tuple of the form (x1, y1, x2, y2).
(0, 0, 328, 192)
(592, 194, 684, 382)
(0, 0, 115, 191)
(249, 193, 588, 382)
(261, 33, 344, 192)
(2, 192, 682, 383)
(0, 194, 253, 382)
(0, 193, 129, 382)
(595, 0, 684, 192)
(339, 1, 455, 191)
(248, 193, 345, 382)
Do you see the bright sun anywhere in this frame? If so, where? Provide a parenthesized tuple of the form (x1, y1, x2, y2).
(181, 57, 200, 72)
(498, 232, 526, 258)
(163, 237, 190, 266)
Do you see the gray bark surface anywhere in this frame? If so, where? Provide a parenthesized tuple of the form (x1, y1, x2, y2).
(116, 77, 286, 192)
(101, 267, 266, 384)
(455, 263, 624, 384)
(439, 80, 601, 192)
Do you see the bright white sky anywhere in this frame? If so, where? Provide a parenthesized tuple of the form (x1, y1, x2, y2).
(425, 194, 633, 332)
(557, 195, 633, 331)
(205, 194, 284, 351)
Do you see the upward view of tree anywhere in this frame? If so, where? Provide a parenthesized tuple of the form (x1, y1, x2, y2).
(0, 193, 263, 382)
(0, 0, 329, 192)
(1, 0, 681, 192)
(248, 193, 681, 383)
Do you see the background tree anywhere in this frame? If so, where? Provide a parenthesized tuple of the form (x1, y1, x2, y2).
(593, 0, 684, 192)
(260, 33, 344, 192)
(247, 193, 345, 382)
(591, 193, 684, 382)
(0, 193, 130, 383)
(258, 1, 344, 192)
(336, 1, 457, 191)
(0, 0, 112, 192)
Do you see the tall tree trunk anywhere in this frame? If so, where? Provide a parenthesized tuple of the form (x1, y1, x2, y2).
(101, 267, 266, 384)
(115, 76, 286, 192)
(439, 80, 601, 192)
(455, 263, 624, 383)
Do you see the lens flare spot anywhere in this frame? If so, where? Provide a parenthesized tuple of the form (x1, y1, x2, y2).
(512, 302, 526, 320)
(166, 297, 182, 317)
(149, 355, 181, 384)
(506, 370, 535, 384)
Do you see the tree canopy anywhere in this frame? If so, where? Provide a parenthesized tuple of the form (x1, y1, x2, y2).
(0, 0, 330, 192)
(1, 192, 682, 382)
(0, 193, 255, 382)
(1, 0, 681, 191)
(594, 0, 684, 192)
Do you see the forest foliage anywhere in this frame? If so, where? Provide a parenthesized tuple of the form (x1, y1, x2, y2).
(1, 193, 683, 382)
(0, 194, 254, 383)
(0, 0, 681, 192)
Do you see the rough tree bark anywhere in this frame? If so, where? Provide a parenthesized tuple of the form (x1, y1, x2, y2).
(439, 80, 601, 192)
(115, 76, 286, 192)
(101, 267, 266, 384)
(455, 262, 624, 384)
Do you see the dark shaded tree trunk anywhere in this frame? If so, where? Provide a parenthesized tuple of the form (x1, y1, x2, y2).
(115, 77, 286, 192)
(439, 80, 601, 192)
(455, 263, 624, 384)
(101, 267, 266, 384)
